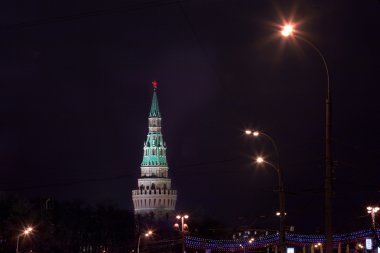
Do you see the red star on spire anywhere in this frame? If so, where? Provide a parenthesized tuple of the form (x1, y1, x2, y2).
(152, 80, 158, 90)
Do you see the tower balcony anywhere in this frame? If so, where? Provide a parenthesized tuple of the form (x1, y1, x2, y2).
(132, 189, 177, 196)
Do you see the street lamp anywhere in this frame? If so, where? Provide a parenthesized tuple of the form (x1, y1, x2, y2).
(245, 130, 279, 160)
(239, 244, 246, 253)
(367, 206, 380, 228)
(137, 230, 153, 253)
(175, 214, 189, 253)
(367, 206, 380, 247)
(246, 130, 285, 253)
(16, 226, 33, 253)
(279, 22, 333, 253)
(255, 156, 286, 253)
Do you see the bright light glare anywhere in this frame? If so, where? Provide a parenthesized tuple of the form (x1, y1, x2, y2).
(253, 131, 259, 137)
(245, 130, 252, 135)
(184, 215, 189, 219)
(256, 157, 264, 163)
(23, 227, 33, 235)
(176, 215, 181, 219)
(281, 25, 293, 37)
(367, 206, 380, 213)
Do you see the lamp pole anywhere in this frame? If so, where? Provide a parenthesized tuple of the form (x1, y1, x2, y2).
(246, 130, 286, 253)
(367, 206, 379, 228)
(175, 214, 189, 253)
(137, 230, 152, 253)
(367, 206, 380, 247)
(16, 227, 33, 253)
(280, 24, 333, 253)
(256, 156, 285, 253)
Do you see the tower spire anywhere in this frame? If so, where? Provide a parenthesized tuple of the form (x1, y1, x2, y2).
(149, 80, 160, 118)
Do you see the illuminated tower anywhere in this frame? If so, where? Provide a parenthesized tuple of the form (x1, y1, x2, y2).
(132, 81, 177, 219)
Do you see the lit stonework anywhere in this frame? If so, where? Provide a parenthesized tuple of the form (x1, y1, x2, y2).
(132, 81, 177, 218)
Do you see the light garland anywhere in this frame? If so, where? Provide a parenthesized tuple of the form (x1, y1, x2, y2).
(184, 229, 380, 251)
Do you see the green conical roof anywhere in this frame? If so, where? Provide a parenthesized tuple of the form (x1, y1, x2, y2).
(149, 90, 161, 118)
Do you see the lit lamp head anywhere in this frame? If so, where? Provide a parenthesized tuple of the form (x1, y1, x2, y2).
(145, 230, 153, 237)
(256, 157, 265, 164)
(367, 206, 380, 213)
(176, 214, 189, 219)
(23, 227, 33, 235)
(245, 130, 260, 137)
(281, 24, 294, 37)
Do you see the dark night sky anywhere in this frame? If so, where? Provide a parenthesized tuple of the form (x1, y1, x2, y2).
(1, 0, 379, 233)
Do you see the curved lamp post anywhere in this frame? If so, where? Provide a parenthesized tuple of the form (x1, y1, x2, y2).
(16, 226, 33, 253)
(279, 23, 333, 253)
(137, 230, 152, 253)
(246, 129, 286, 253)
(256, 155, 286, 253)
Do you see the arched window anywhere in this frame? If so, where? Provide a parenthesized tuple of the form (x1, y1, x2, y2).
(151, 183, 155, 190)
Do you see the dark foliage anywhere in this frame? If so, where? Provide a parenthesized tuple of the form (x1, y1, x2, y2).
(0, 193, 135, 253)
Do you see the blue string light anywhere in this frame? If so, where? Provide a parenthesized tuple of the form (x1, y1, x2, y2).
(184, 229, 380, 251)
